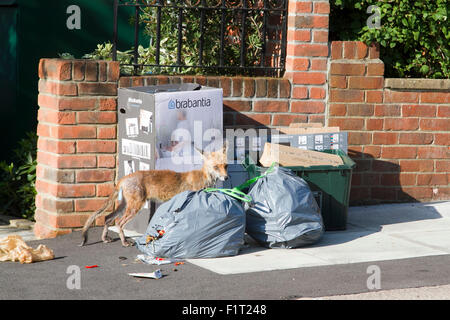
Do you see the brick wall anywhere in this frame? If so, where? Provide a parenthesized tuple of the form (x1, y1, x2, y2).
(35, 59, 120, 238)
(329, 41, 449, 205)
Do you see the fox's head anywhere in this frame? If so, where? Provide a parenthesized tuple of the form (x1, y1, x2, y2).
(196, 143, 229, 183)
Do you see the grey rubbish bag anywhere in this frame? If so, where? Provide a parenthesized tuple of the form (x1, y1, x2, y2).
(245, 166, 324, 248)
(135, 189, 247, 259)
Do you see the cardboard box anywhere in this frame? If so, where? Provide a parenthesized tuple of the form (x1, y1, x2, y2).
(226, 128, 347, 169)
(272, 123, 348, 153)
(117, 84, 223, 234)
(286, 132, 348, 152)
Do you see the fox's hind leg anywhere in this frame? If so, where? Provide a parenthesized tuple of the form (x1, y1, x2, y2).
(116, 180, 146, 246)
(101, 200, 125, 243)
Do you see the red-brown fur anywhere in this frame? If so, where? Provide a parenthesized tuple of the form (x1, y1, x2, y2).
(80, 145, 228, 246)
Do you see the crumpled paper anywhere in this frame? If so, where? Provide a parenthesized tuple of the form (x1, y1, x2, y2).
(0, 235, 54, 264)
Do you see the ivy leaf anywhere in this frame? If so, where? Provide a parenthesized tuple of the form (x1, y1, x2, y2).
(420, 65, 430, 74)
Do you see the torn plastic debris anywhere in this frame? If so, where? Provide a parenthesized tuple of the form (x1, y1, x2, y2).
(0, 235, 54, 264)
(136, 254, 175, 265)
(128, 269, 163, 279)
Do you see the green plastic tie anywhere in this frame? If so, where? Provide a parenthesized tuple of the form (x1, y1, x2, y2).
(204, 187, 253, 203)
(234, 161, 278, 191)
(204, 162, 277, 203)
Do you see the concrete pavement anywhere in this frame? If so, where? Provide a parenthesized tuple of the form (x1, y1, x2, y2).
(187, 201, 450, 274)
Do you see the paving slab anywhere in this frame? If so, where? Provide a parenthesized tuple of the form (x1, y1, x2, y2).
(390, 230, 450, 255)
(298, 231, 446, 265)
(188, 238, 331, 275)
(347, 202, 450, 233)
(300, 284, 450, 300)
(187, 201, 450, 274)
(0, 215, 36, 242)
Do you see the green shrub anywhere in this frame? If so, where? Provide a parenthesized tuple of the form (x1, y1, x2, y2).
(81, 42, 136, 75)
(330, 0, 449, 79)
(0, 132, 37, 220)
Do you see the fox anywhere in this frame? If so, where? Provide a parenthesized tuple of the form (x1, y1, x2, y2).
(80, 144, 228, 247)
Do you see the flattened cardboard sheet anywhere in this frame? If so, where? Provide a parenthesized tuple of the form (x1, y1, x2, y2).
(259, 143, 344, 167)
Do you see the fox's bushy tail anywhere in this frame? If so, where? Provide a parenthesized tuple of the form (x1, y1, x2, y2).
(79, 187, 120, 246)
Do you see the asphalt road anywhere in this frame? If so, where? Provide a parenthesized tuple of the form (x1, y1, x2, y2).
(1, 227, 449, 300)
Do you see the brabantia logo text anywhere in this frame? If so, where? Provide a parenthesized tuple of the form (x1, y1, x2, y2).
(128, 97, 142, 105)
(168, 97, 211, 109)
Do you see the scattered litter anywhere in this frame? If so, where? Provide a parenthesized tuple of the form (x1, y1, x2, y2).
(128, 269, 162, 279)
(0, 235, 54, 264)
(173, 261, 185, 271)
(118, 256, 127, 261)
(85, 265, 99, 269)
(136, 254, 173, 265)
(145, 229, 165, 245)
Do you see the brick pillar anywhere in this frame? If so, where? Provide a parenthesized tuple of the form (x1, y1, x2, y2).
(328, 40, 383, 129)
(284, 0, 330, 124)
(34, 59, 120, 239)
(327, 41, 384, 204)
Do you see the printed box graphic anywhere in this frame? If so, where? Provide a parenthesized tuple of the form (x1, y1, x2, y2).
(118, 84, 223, 234)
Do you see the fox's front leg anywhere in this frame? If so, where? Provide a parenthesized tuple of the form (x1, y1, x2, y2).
(116, 185, 145, 247)
(118, 226, 132, 247)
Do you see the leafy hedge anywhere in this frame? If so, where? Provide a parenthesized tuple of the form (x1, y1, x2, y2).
(330, 0, 449, 79)
(0, 132, 37, 220)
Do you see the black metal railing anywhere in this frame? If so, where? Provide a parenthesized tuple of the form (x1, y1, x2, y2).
(112, 0, 288, 77)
